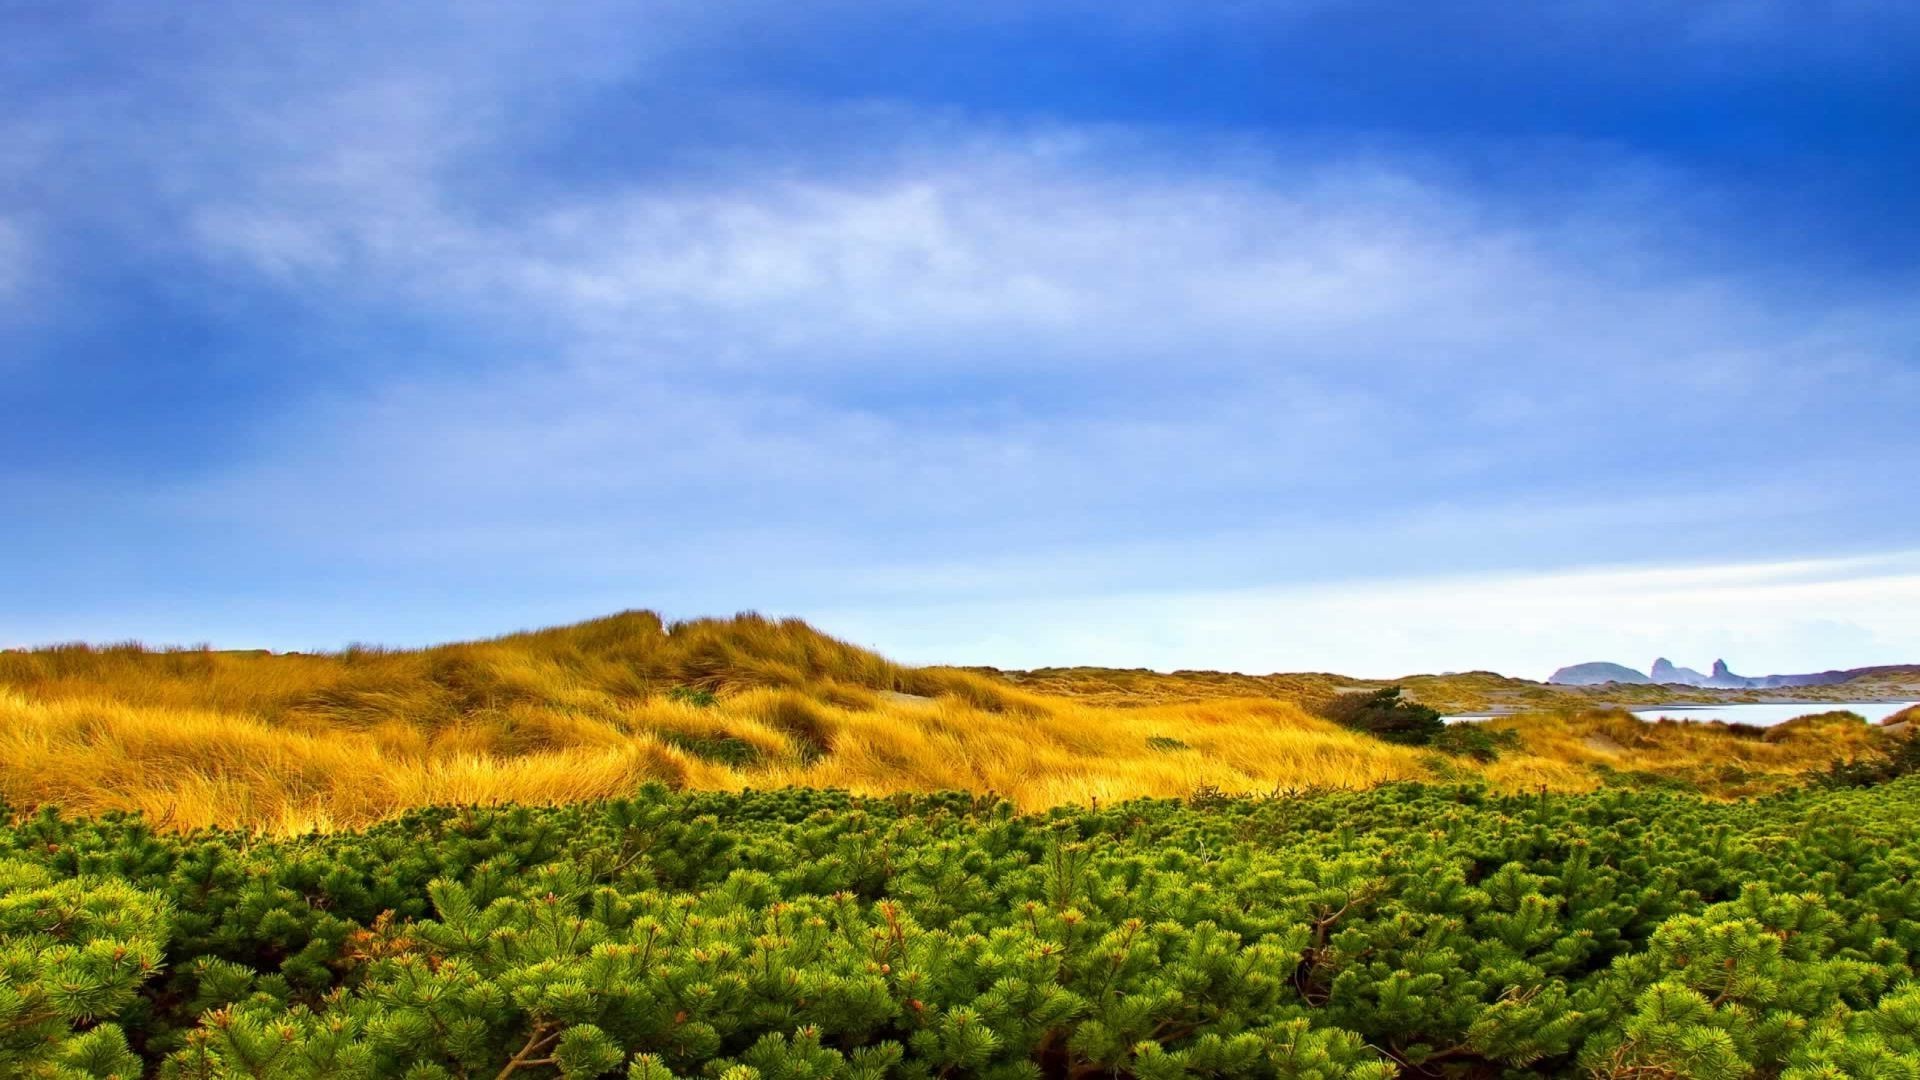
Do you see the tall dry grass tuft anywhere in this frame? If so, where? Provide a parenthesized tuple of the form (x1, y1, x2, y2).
(0, 613, 1902, 833)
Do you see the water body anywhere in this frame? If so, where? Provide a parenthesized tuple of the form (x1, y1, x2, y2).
(1449, 702, 1916, 726)
(1624, 702, 1916, 726)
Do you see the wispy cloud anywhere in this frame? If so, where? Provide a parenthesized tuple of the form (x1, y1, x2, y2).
(165, 138, 1916, 541)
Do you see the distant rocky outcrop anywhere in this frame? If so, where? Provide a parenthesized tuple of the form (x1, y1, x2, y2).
(1698, 658, 1875, 690)
(1649, 658, 1711, 686)
(1704, 659, 1750, 689)
(1548, 662, 1652, 686)
(1551, 657, 1917, 690)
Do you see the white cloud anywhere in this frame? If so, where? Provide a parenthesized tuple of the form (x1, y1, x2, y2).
(163, 109, 1913, 429)
(166, 136, 1915, 516)
(812, 552, 1920, 681)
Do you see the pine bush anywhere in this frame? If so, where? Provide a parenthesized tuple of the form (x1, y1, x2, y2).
(8, 778, 1920, 1076)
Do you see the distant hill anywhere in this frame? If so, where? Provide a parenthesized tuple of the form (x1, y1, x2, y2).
(1548, 662, 1652, 686)
(1572, 658, 1920, 691)
(1722, 661, 1920, 690)
(983, 661, 1920, 716)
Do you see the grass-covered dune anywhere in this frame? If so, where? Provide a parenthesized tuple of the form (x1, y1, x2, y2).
(0, 611, 1894, 833)
(977, 663, 1920, 716)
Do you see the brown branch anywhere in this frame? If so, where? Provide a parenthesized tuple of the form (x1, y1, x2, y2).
(493, 1021, 562, 1080)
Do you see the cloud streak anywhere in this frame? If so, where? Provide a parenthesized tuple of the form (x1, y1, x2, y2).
(167, 140, 1916, 535)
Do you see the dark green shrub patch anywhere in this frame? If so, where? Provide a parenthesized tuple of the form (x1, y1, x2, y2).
(1429, 722, 1522, 762)
(1822, 731, 1920, 788)
(1590, 763, 1700, 793)
(9, 779, 1920, 1077)
(1317, 688, 1444, 746)
(658, 732, 764, 767)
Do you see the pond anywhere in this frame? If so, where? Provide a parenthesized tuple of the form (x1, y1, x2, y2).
(1623, 701, 1916, 726)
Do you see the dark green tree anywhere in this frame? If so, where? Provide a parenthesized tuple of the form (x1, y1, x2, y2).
(1318, 687, 1445, 746)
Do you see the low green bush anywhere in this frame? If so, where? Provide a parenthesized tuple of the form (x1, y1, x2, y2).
(1429, 722, 1522, 762)
(657, 732, 763, 767)
(1822, 730, 1920, 788)
(8, 778, 1920, 1077)
(1317, 687, 1444, 746)
(1590, 763, 1700, 793)
(666, 687, 718, 708)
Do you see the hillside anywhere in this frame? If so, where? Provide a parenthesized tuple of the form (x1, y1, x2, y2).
(1547, 661, 1653, 685)
(0, 611, 1901, 833)
(981, 661, 1920, 715)
(1553, 656, 1920, 691)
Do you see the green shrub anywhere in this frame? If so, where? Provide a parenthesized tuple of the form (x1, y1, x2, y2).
(1590, 763, 1699, 792)
(11, 779, 1920, 1076)
(1822, 731, 1920, 788)
(1430, 722, 1521, 762)
(666, 686, 717, 708)
(1318, 687, 1445, 746)
(0, 859, 167, 1078)
(657, 731, 762, 767)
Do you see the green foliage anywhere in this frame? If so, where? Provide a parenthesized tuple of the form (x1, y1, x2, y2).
(1146, 736, 1192, 752)
(0, 859, 168, 1078)
(1591, 763, 1700, 793)
(13, 780, 1920, 1077)
(1429, 722, 1522, 762)
(1822, 731, 1920, 788)
(1318, 687, 1445, 746)
(666, 687, 718, 709)
(657, 732, 761, 767)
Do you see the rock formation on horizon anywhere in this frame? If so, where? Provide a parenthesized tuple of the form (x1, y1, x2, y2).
(1704, 659, 1749, 689)
(1551, 657, 1900, 690)
(1649, 657, 1711, 686)
(1547, 661, 1652, 686)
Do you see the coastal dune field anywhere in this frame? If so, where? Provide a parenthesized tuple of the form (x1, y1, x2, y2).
(0, 611, 1890, 833)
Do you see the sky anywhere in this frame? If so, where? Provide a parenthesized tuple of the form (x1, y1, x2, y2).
(3, 1, 1917, 680)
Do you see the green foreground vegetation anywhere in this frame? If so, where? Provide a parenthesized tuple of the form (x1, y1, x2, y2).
(11, 772, 1920, 1080)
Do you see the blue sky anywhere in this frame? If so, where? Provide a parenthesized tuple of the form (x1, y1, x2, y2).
(4, 1, 1917, 679)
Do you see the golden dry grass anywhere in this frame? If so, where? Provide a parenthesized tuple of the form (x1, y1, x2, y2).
(1476, 708, 1887, 795)
(974, 665, 1595, 714)
(0, 612, 1899, 833)
(964, 666, 1352, 709)
(979, 662, 1920, 715)
(1884, 703, 1920, 727)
